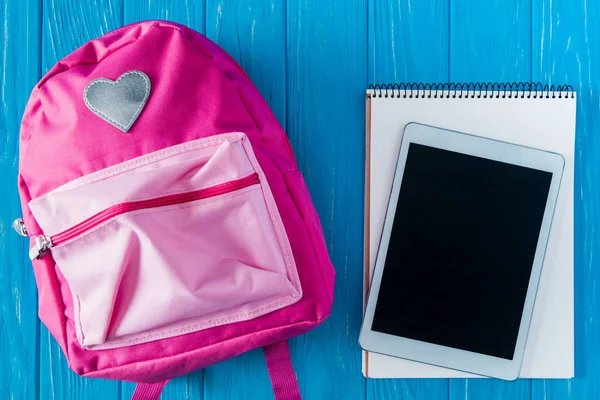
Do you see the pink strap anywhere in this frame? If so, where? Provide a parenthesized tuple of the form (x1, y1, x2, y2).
(263, 341, 302, 400)
(131, 380, 169, 400)
(130, 341, 300, 400)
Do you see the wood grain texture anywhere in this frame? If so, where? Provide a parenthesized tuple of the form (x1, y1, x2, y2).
(449, 0, 532, 398)
(0, 0, 41, 399)
(531, 0, 600, 398)
(450, 0, 531, 83)
(286, 0, 367, 398)
(41, 0, 123, 74)
(203, 1, 285, 398)
(39, 1, 123, 399)
(368, 0, 450, 83)
(0, 0, 597, 398)
(124, 0, 205, 32)
(206, 0, 286, 124)
(367, 0, 449, 398)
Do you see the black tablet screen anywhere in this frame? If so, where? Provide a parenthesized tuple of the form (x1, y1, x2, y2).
(371, 143, 553, 360)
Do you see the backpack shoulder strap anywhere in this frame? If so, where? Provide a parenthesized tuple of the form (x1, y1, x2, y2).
(132, 379, 169, 400)
(263, 340, 302, 400)
(130, 340, 301, 400)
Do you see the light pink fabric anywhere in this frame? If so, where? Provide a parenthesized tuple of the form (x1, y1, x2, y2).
(18, 20, 335, 382)
(29, 133, 301, 349)
(30, 133, 254, 235)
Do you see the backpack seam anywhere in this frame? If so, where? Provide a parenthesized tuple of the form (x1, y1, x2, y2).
(80, 319, 326, 377)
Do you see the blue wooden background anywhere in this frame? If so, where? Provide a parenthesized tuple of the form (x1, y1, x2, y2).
(0, 0, 597, 399)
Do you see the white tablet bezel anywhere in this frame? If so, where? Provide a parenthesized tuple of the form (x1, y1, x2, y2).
(359, 122, 565, 380)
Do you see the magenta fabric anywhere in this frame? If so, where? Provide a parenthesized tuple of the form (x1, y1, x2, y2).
(264, 341, 302, 400)
(18, 20, 335, 383)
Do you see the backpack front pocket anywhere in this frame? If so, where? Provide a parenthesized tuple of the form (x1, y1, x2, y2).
(28, 132, 302, 349)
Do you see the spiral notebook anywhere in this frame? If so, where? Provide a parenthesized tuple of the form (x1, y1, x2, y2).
(363, 83, 576, 378)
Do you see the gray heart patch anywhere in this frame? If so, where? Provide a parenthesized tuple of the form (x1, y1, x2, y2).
(84, 70, 151, 132)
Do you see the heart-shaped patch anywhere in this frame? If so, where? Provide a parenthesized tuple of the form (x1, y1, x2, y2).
(84, 70, 151, 132)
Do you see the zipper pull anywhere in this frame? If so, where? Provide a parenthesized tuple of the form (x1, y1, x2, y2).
(13, 217, 28, 237)
(15, 218, 53, 260)
(29, 235, 53, 261)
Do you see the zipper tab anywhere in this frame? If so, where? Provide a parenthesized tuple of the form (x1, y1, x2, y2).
(29, 235, 53, 261)
(13, 217, 28, 237)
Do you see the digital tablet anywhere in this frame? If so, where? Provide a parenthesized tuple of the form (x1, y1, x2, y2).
(359, 123, 564, 380)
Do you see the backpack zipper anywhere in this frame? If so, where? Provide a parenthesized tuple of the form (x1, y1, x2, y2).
(29, 173, 260, 260)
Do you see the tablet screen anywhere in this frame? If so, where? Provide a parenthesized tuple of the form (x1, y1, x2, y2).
(372, 143, 553, 360)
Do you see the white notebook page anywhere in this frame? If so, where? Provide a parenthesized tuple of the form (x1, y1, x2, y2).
(363, 90, 576, 378)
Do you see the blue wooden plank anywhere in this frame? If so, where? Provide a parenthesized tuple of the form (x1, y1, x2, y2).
(0, 0, 41, 399)
(366, 0, 449, 397)
(449, 0, 532, 399)
(38, 1, 124, 399)
(203, 348, 274, 400)
(206, 0, 286, 125)
(450, 0, 531, 83)
(202, 1, 286, 398)
(285, 0, 367, 398)
(531, 0, 600, 398)
(41, 1, 124, 74)
(124, 0, 205, 33)
(368, 0, 450, 83)
(0, 2, 595, 400)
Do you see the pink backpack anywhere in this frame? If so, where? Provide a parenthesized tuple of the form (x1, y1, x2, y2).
(15, 20, 334, 399)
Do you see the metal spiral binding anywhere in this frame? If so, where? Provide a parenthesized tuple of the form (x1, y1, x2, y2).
(368, 82, 575, 99)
